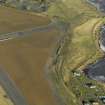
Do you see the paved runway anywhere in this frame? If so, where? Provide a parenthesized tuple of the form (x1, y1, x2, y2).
(0, 69, 28, 105)
(0, 22, 54, 42)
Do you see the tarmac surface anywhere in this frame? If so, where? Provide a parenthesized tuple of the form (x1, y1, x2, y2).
(0, 69, 28, 105)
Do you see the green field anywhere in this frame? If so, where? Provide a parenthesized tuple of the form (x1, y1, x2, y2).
(47, 0, 105, 105)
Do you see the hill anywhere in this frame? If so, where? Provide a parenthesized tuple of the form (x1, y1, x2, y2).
(47, 0, 105, 105)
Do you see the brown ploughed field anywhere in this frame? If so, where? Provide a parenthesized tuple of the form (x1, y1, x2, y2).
(0, 6, 60, 105)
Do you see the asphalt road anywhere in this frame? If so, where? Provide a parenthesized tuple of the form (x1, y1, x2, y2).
(0, 22, 54, 42)
(87, 0, 105, 12)
(0, 69, 28, 105)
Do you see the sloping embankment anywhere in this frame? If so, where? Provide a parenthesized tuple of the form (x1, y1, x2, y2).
(46, 27, 76, 105)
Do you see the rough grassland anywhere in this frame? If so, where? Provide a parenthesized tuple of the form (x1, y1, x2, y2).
(47, 0, 105, 105)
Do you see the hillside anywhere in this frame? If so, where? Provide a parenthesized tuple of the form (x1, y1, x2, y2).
(47, 0, 105, 105)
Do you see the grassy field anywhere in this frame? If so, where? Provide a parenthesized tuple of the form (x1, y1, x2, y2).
(47, 0, 105, 105)
(48, 0, 101, 23)
(4, 0, 50, 12)
(0, 6, 60, 105)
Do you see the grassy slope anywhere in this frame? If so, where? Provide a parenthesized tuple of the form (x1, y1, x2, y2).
(47, 0, 105, 105)
(48, 0, 100, 22)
